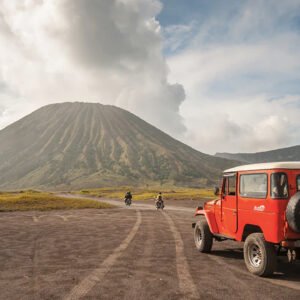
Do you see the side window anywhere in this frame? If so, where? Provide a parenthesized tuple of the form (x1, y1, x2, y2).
(297, 175, 300, 191)
(223, 174, 236, 196)
(271, 173, 288, 198)
(239, 173, 267, 198)
(228, 175, 236, 195)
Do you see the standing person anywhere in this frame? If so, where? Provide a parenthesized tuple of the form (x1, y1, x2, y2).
(155, 192, 164, 209)
(124, 191, 132, 206)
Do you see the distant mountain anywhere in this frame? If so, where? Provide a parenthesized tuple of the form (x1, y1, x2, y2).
(0, 102, 238, 190)
(215, 145, 300, 163)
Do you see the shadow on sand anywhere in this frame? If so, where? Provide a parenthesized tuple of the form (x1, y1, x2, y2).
(210, 248, 300, 282)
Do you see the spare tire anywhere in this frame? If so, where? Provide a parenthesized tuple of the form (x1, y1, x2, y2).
(286, 192, 300, 233)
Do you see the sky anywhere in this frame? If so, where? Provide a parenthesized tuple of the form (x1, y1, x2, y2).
(0, 0, 300, 154)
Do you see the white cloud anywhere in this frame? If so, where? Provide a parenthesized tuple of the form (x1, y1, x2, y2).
(182, 95, 300, 154)
(1, 0, 300, 156)
(166, 0, 300, 154)
(162, 23, 196, 53)
(0, 0, 186, 136)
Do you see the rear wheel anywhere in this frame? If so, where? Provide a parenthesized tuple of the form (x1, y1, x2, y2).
(244, 233, 277, 276)
(194, 219, 213, 253)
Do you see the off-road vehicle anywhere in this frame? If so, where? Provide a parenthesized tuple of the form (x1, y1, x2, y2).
(193, 162, 300, 276)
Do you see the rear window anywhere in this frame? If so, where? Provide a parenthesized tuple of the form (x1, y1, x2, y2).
(271, 173, 288, 199)
(239, 173, 267, 198)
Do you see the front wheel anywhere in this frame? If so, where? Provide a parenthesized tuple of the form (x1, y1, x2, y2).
(194, 219, 213, 253)
(244, 233, 277, 276)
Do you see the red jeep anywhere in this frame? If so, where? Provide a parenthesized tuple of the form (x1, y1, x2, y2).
(193, 162, 300, 276)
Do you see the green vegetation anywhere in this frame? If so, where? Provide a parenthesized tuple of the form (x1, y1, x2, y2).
(78, 186, 215, 201)
(0, 190, 114, 212)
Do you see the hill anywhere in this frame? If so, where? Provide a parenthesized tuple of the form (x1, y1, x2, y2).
(215, 144, 300, 163)
(0, 102, 238, 189)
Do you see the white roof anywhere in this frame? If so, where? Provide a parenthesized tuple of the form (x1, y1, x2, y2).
(224, 162, 300, 173)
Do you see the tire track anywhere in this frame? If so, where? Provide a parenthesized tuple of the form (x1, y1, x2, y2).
(206, 253, 259, 299)
(31, 234, 41, 300)
(122, 213, 155, 300)
(86, 212, 180, 299)
(162, 211, 199, 300)
(172, 212, 300, 297)
(64, 210, 142, 300)
(172, 213, 258, 298)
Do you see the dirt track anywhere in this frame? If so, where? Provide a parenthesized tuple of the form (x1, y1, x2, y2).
(0, 197, 299, 299)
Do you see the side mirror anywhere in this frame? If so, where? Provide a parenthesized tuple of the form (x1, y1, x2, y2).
(214, 186, 220, 196)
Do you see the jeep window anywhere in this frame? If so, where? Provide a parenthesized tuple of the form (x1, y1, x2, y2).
(297, 175, 300, 191)
(223, 173, 236, 196)
(271, 173, 288, 198)
(228, 175, 236, 195)
(239, 173, 267, 198)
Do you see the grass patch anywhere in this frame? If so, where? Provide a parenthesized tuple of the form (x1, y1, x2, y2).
(0, 190, 114, 212)
(77, 186, 215, 201)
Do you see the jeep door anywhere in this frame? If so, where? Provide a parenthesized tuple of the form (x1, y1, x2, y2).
(221, 173, 238, 234)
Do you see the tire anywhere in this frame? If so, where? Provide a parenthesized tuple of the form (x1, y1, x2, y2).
(286, 192, 300, 233)
(244, 233, 277, 277)
(194, 219, 213, 253)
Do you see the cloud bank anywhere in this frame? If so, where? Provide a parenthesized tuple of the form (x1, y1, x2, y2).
(0, 0, 185, 136)
(1, 0, 300, 155)
(165, 0, 300, 153)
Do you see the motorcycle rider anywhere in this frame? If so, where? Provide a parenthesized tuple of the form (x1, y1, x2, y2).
(124, 191, 132, 205)
(155, 192, 164, 208)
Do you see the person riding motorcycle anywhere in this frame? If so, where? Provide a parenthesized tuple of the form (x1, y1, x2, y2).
(155, 192, 164, 209)
(124, 191, 132, 205)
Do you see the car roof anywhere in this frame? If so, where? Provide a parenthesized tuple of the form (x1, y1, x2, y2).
(224, 162, 300, 173)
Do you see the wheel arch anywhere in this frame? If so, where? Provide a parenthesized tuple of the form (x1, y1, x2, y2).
(242, 224, 263, 241)
(194, 210, 219, 234)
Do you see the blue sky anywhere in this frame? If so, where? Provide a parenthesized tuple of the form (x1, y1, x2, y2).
(0, 0, 300, 154)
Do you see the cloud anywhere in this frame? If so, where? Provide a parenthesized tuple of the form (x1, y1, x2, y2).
(165, 0, 300, 153)
(182, 95, 300, 154)
(162, 23, 196, 54)
(0, 0, 186, 136)
(1, 0, 300, 155)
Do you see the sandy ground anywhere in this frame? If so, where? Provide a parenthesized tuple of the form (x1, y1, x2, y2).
(0, 196, 299, 300)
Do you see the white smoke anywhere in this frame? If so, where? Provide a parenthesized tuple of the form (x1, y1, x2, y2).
(0, 0, 186, 135)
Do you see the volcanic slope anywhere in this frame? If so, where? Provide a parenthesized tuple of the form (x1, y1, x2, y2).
(0, 102, 237, 189)
(216, 144, 300, 163)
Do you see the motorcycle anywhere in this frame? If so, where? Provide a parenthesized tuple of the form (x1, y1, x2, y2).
(124, 198, 132, 206)
(156, 200, 164, 210)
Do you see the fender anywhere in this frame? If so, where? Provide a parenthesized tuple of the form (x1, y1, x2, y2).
(194, 207, 219, 234)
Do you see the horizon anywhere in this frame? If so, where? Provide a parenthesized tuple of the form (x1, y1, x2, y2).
(0, 0, 299, 154)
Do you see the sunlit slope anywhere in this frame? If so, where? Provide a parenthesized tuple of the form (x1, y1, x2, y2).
(0, 102, 237, 189)
(216, 144, 300, 163)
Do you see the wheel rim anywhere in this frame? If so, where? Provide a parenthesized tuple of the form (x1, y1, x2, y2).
(195, 227, 203, 247)
(248, 243, 262, 268)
